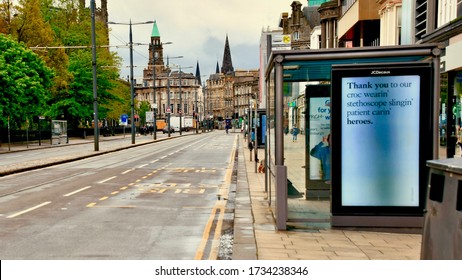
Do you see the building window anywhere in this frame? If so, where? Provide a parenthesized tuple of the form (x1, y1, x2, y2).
(438, 0, 457, 27)
(458, 0, 462, 17)
(293, 31, 300, 41)
(396, 6, 402, 45)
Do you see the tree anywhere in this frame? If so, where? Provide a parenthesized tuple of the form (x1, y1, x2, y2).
(0, 34, 53, 129)
(1, 0, 127, 129)
(138, 101, 151, 127)
(0, 0, 16, 34)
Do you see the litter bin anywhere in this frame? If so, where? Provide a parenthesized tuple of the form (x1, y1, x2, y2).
(421, 158, 462, 259)
(51, 135, 60, 145)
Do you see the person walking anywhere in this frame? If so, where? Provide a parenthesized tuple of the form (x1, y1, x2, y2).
(292, 126, 299, 142)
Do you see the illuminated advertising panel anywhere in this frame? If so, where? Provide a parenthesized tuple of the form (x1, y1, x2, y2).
(309, 97, 331, 181)
(331, 63, 433, 217)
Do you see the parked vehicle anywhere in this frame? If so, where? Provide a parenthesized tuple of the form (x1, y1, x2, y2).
(162, 125, 180, 134)
(170, 116, 193, 131)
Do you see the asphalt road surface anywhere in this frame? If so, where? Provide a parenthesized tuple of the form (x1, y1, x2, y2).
(0, 132, 237, 259)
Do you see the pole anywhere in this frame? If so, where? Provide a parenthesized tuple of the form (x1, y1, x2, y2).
(249, 99, 253, 162)
(129, 20, 135, 144)
(151, 43, 157, 140)
(90, 0, 99, 151)
(195, 85, 198, 134)
(179, 65, 182, 136)
(254, 102, 258, 173)
(167, 58, 171, 138)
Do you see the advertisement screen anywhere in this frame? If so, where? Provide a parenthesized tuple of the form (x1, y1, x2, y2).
(341, 75, 420, 206)
(309, 97, 331, 181)
(331, 63, 433, 215)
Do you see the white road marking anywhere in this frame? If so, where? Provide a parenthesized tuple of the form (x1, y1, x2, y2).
(7, 201, 52, 218)
(121, 169, 134, 174)
(138, 164, 148, 168)
(98, 176, 117, 184)
(63, 186, 92, 197)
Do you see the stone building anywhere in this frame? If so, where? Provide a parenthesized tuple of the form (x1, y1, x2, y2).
(205, 35, 236, 123)
(135, 22, 200, 123)
(233, 70, 260, 120)
(204, 35, 260, 127)
(279, 1, 322, 49)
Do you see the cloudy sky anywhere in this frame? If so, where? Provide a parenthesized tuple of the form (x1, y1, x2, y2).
(97, 0, 294, 80)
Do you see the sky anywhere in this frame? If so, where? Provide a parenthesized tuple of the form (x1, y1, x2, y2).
(94, 0, 295, 81)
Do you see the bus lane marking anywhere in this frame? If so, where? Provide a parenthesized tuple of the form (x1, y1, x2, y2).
(63, 186, 92, 197)
(7, 201, 52, 219)
(98, 176, 117, 184)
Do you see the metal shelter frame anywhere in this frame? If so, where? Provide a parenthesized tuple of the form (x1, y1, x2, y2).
(264, 44, 442, 230)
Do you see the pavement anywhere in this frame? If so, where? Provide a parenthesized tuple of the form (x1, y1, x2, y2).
(0, 131, 423, 260)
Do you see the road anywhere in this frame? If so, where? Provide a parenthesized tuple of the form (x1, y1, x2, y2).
(0, 132, 237, 259)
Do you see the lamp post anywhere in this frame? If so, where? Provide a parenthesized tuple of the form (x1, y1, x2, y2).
(151, 41, 172, 140)
(171, 64, 193, 136)
(166, 56, 183, 137)
(108, 19, 154, 144)
(90, 0, 98, 151)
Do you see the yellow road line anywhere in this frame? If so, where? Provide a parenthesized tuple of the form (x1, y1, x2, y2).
(194, 207, 217, 260)
(194, 135, 237, 260)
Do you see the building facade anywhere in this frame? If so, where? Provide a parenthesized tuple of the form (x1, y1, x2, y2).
(135, 22, 200, 124)
(204, 35, 260, 129)
(233, 70, 260, 121)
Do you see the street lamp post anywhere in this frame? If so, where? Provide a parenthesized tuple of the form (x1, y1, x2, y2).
(108, 19, 154, 144)
(128, 20, 135, 144)
(166, 56, 183, 137)
(195, 85, 198, 134)
(151, 46, 157, 140)
(151, 41, 172, 140)
(169, 63, 191, 136)
(90, 0, 98, 151)
(179, 65, 182, 135)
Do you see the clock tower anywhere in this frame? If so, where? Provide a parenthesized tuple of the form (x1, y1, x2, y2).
(149, 21, 165, 72)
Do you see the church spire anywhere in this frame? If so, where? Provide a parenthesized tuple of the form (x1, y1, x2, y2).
(195, 60, 202, 85)
(216, 61, 220, 74)
(221, 35, 234, 74)
(151, 21, 160, 37)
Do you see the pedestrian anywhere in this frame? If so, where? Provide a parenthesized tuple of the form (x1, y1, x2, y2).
(292, 126, 299, 142)
(258, 157, 265, 173)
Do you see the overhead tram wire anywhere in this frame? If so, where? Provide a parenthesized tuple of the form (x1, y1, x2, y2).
(29, 44, 128, 50)
(109, 31, 150, 61)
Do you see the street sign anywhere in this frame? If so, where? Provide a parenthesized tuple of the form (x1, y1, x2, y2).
(120, 114, 128, 125)
(146, 111, 154, 123)
(166, 107, 171, 113)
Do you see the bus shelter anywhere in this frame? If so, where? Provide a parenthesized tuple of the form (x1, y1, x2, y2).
(264, 44, 441, 230)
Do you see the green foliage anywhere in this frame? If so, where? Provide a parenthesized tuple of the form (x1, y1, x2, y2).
(138, 101, 151, 126)
(0, 34, 54, 129)
(0, 0, 128, 129)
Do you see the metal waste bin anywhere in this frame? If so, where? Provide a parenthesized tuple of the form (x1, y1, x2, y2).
(421, 158, 462, 259)
(51, 135, 60, 145)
